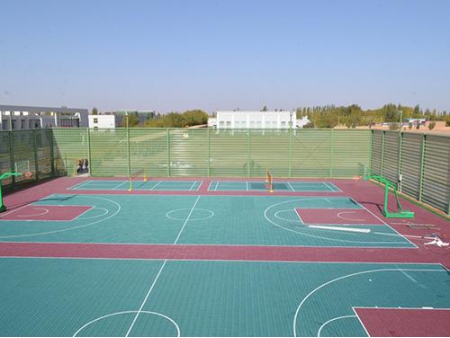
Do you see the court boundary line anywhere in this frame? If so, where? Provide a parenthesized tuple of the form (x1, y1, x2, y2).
(125, 260, 168, 337)
(264, 198, 415, 247)
(0, 194, 121, 239)
(0, 205, 94, 223)
(351, 307, 370, 337)
(173, 196, 201, 244)
(317, 315, 357, 337)
(349, 198, 418, 248)
(1, 256, 447, 273)
(351, 306, 450, 338)
(73, 310, 180, 337)
(292, 265, 448, 337)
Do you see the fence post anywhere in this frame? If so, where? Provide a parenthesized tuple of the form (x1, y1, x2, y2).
(86, 128, 91, 177)
(207, 128, 211, 177)
(167, 129, 171, 177)
(288, 127, 292, 178)
(369, 130, 373, 174)
(380, 131, 385, 177)
(33, 130, 39, 180)
(330, 129, 334, 178)
(247, 129, 251, 177)
(50, 129, 55, 176)
(418, 134, 426, 202)
(8, 131, 16, 185)
(126, 121, 131, 178)
(397, 131, 403, 192)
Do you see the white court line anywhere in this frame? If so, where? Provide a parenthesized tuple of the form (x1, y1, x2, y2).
(112, 181, 128, 190)
(287, 182, 295, 192)
(71, 181, 91, 190)
(215, 181, 220, 191)
(150, 181, 163, 191)
(74, 310, 179, 337)
(125, 195, 201, 336)
(317, 315, 356, 337)
(351, 307, 371, 337)
(17, 208, 49, 217)
(0, 194, 121, 239)
(189, 181, 197, 191)
(173, 196, 201, 244)
(293, 267, 447, 337)
(125, 260, 168, 337)
(246, 181, 249, 191)
(349, 198, 417, 248)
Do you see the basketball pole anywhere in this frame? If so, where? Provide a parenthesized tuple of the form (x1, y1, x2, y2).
(0, 172, 23, 213)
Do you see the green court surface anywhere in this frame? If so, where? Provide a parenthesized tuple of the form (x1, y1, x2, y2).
(68, 180, 340, 192)
(0, 194, 414, 248)
(0, 258, 448, 337)
(70, 180, 203, 191)
(208, 181, 341, 192)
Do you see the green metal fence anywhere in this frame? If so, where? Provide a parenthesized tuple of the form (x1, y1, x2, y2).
(371, 130, 450, 215)
(0, 129, 53, 187)
(2, 127, 449, 215)
(53, 128, 372, 179)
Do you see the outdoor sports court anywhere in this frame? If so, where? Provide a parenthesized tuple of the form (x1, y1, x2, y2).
(1, 177, 449, 337)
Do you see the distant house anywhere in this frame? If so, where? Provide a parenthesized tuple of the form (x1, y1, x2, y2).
(0, 105, 88, 130)
(212, 111, 308, 129)
(406, 118, 426, 125)
(88, 115, 116, 129)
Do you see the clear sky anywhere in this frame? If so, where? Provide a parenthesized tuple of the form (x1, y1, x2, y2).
(1, 0, 449, 113)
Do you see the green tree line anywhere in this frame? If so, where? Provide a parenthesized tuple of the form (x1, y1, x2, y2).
(106, 105, 449, 129)
(298, 104, 449, 129)
(144, 110, 208, 127)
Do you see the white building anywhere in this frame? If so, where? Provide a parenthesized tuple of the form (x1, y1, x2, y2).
(88, 115, 116, 129)
(0, 105, 88, 130)
(213, 111, 308, 129)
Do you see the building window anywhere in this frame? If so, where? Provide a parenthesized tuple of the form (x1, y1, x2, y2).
(93, 118, 98, 124)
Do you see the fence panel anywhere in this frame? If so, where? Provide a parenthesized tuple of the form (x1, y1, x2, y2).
(422, 135, 450, 212)
(382, 131, 400, 184)
(89, 128, 127, 177)
(129, 128, 169, 178)
(371, 131, 384, 176)
(0, 131, 13, 186)
(290, 129, 332, 177)
(371, 130, 450, 215)
(251, 130, 290, 177)
(209, 129, 250, 177)
(333, 130, 371, 177)
(400, 133, 423, 200)
(1, 129, 54, 189)
(53, 128, 89, 176)
(168, 129, 208, 177)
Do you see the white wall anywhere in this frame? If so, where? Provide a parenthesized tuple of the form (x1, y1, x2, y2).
(215, 111, 294, 129)
(88, 115, 116, 129)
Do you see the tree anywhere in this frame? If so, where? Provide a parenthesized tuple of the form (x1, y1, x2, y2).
(181, 110, 208, 127)
(92, 107, 98, 115)
(120, 113, 139, 127)
(412, 105, 422, 118)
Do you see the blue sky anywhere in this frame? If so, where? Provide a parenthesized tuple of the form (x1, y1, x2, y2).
(1, 0, 449, 113)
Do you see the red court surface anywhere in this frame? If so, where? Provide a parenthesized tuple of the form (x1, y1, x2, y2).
(0, 205, 91, 221)
(355, 308, 450, 337)
(296, 208, 385, 225)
